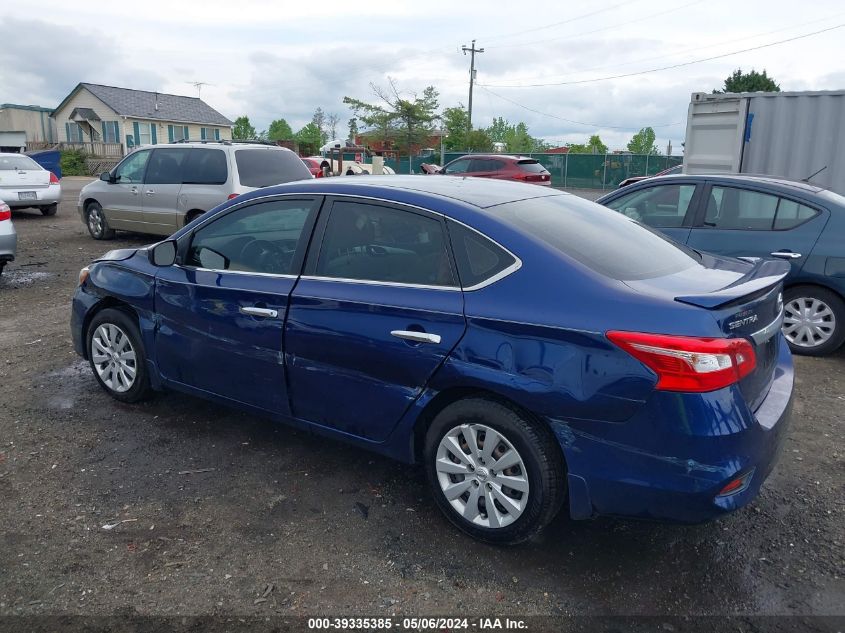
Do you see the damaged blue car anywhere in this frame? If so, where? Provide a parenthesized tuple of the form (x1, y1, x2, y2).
(71, 176, 793, 544)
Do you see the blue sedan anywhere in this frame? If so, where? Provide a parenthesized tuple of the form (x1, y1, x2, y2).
(71, 176, 793, 544)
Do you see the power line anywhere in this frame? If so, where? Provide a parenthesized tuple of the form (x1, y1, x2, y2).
(485, 0, 703, 50)
(481, 23, 845, 88)
(480, 1, 638, 44)
(476, 84, 684, 129)
(490, 12, 845, 86)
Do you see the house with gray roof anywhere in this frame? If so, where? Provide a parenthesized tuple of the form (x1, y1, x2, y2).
(51, 83, 233, 156)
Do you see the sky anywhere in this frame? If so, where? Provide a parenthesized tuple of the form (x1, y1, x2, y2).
(1, 0, 843, 152)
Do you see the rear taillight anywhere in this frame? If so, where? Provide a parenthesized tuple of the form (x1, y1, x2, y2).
(49, 171, 60, 184)
(0, 203, 10, 221)
(606, 331, 756, 392)
(227, 193, 240, 200)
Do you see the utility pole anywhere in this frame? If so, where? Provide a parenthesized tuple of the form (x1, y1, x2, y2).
(461, 40, 484, 133)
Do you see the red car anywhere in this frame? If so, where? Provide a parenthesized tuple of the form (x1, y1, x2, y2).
(617, 164, 682, 188)
(300, 157, 325, 178)
(432, 154, 551, 186)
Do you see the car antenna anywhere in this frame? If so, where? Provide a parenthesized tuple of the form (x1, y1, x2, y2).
(802, 165, 827, 182)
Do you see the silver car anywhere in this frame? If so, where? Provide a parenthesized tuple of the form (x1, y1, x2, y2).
(77, 141, 312, 239)
(0, 200, 17, 276)
(0, 153, 62, 216)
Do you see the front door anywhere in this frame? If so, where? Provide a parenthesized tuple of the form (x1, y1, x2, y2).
(285, 197, 466, 442)
(104, 149, 151, 230)
(141, 147, 191, 235)
(154, 196, 320, 414)
(686, 184, 828, 280)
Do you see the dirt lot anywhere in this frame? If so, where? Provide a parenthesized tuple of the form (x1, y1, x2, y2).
(0, 179, 843, 625)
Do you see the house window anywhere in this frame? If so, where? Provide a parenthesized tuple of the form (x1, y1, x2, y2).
(169, 125, 189, 142)
(102, 121, 120, 144)
(66, 122, 84, 142)
(137, 122, 152, 145)
(200, 127, 220, 141)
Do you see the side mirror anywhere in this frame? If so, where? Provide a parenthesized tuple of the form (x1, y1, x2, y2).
(99, 172, 114, 183)
(149, 240, 177, 267)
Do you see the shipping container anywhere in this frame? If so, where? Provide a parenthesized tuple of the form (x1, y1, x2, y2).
(683, 90, 845, 196)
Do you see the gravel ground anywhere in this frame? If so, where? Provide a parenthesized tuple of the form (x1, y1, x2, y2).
(0, 179, 842, 626)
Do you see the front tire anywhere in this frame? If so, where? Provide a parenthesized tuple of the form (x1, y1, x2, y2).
(86, 308, 151, 403)
(86, 202, 115, 240)
(40, 203, 58, 216)
(783, 285, 845, 356)
(424, 398, 566, 545)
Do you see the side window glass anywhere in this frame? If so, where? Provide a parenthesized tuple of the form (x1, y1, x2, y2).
(447, 220, 517, 288)
(444, 159, 470, 175)
(186, 199, 315, 275)
(705, 187, 779, 230)
(113, 150, 150, 184)
(774, 199, 818, 230)
(605, 184, 695, 228)
(183, 148, 228, 185)
(469, 159, 490, 172)
(315, 201, 457, 287)
(145, 148, 190, 185)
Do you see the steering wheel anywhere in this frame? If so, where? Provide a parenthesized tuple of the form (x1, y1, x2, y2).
(238, 239, 293, 274)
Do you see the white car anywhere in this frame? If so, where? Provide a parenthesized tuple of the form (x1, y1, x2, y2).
(0, 153, 62, 216)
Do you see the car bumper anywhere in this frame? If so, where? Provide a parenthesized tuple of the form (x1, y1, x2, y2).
(70, 285, 100, 358)
(555, 336, 794, 523)
(0, 223, 17, 261)
(3, 183, 62, 207)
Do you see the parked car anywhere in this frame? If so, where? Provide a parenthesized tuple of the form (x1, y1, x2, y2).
(0, 200, 16, 276)
(433, 154, 551, 185)
(72, 177, 793, 544)
(597, 174, 845, 356)
(617, 164, 682, 188)
(0, 153, 61, 216)
(300, 157, 325, 178)
(77, 142, 312, 240)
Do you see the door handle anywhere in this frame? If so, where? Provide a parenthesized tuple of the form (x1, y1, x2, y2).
(770, 251, 802, 259)
(130, 186, 138, 195)
(390, 330, 441, 344)
(145, 189, 155, 196)
(239, 306, 279, 318)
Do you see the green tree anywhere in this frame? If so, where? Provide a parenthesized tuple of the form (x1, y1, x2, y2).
(232, 115, 256, 140)
(484, 117, 545, 153)
(716, 68, 780, 93)
(442, 105, 470, 150)
(344, 79, 439, 160)
(486, 116, 509, 143)
(348, 117, 359, 141)
(566, 134, 608, 154)
(626, 127, 658, 155)
(312, 107, 328, 144)
(267, 118, 294, 141)
(466, 128, 492, 152)
(295, 122, 323, 155)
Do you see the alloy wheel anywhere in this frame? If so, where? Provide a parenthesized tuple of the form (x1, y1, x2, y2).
(88, 206, 103, 237)
(90, 323, 137, 393)
(783, 297, 836, 348)
(435, 423, 529, 529)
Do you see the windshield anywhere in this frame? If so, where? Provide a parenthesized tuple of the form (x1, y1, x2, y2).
(494, 194, 700, 281)
(0, 155, 42, 171)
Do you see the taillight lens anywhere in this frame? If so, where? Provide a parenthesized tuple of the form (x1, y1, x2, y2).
(227, 193, 239, 200)
(0, 202, 10, 221)
(606, 331, 756, 392)
(49, 171, 60, 184)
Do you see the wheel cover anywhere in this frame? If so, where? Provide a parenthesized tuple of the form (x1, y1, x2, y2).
(783, 297, 836, 347)
(91, 323, 137, 392)
(88, 207, 103, 236)
(435, 423, 529, 529)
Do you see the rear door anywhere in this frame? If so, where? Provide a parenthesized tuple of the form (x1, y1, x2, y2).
(686, 183, 828, 279)
(602, 181, 702, 244)
(103, 149, 151, 230)
(468, 158, 496, 178)
(284, 196, 466, 441)
(141, 147, 190, 234)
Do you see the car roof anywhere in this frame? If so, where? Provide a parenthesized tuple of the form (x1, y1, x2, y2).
(239, 175, 563, 209)
(450, 154, 536, 162)
(150, 142, 295, 152)
(642, 173, 828, 194)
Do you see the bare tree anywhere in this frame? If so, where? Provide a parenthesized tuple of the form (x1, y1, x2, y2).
(327, 113, 340, 141)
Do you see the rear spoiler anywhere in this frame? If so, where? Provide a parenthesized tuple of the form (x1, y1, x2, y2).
(675, 258, 790, 309)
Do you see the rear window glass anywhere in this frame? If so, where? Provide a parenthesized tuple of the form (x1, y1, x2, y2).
(0, 155, 41, 170)
(235, 149, 312, 188)
(447, 220, 516, 288)
(495, 195, 699, 281)
(517, 160, 545, 173)
(773, 199, 818, 230)
(182, 148, 228, 185)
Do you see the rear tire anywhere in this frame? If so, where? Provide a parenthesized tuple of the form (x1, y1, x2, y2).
(86, 308, 152, 403)
(86, 201, 115, 240)
(424, 398, 566, 545)
(40, 204, 58, 216)
(783, 286, 845, 356)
